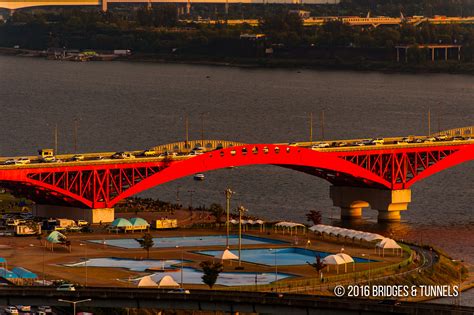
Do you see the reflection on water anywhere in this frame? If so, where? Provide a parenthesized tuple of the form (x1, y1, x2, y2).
(0, 56, 472, 291)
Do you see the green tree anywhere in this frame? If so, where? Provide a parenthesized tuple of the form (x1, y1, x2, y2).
(306, 210, 322, 225)
(209, 203, 225, 225)
(307, 255, 326, 278)
(200, 260, 223, 289)
(135, 233, 154, 259)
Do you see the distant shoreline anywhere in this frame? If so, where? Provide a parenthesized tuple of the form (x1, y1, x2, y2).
(1, 47, 473, 75)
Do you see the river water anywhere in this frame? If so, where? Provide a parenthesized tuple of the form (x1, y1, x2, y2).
(0, 56, 473, 300)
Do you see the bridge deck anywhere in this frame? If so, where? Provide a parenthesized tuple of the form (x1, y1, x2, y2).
(0, 133, 472, 169)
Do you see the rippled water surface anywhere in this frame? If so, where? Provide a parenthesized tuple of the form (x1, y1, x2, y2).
(0, 55, 473, 267)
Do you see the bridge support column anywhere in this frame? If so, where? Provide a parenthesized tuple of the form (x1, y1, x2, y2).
(32, 205, 114, 224)
(330, 186, 411, 222)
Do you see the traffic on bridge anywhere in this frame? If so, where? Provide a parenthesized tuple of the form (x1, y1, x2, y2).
(0, 126, 472, 224)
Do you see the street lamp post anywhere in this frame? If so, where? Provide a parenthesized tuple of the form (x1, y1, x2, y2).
(237, 205, 247, 267)
(224, 188, 234, 248)
(58, 298, 91, 315)
(269, 248, 278, 282)
(176, 245, 184, 288)
(80, 243, 88, 287)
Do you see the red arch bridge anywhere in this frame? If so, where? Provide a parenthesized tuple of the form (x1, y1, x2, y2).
(0, 126, 473, 223)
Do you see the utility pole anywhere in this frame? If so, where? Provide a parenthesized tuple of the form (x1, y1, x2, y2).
(237, 205, 247, 267)
(320, 109, 325, 140)
(224, 188, 234, 248)
(73, 118, 79, 153)
(200, 112, 205, 144)
(428, 108, 431, 136)
(184, 113, 189, 149)
(309, 112, 313, 145)
(54, 124, 58, 154)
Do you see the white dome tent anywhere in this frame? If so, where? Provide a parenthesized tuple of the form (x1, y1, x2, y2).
(137, 275, 158, 287)
(336, 253, 355, 272)
(157, 275, 179, 288)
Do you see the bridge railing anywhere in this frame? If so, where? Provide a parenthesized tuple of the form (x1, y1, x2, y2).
(151, 139, 246, 154)
(431, 126, 474, 137)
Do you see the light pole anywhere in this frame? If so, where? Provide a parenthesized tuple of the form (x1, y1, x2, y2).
(80, 243, 88, 287)
(237, 205, 247, 267)
(176, 245, 184, 288)
(58, 298, 91, 315)
(224, 188, 234, 248)
(309, 112, 313, 145)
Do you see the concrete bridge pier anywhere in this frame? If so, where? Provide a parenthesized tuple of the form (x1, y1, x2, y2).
(32, 205, 114, 224)
(330, 186, 411, 222)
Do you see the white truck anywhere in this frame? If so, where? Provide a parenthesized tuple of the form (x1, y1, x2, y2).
(113, 49, 131, 56)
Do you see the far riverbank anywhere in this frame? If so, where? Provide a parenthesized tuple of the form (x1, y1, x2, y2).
(2, 47, 474, 75)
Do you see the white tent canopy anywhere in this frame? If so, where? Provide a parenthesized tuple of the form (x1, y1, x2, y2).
(376, 238, 402, 257)
(157, 275, 179, 288)
(137, 276, 158, 287)
(336, 253, 355, 272)
(322, 254, 346, 274)
(216, 249, 239, 261)
(309, 224, 384, 243)
(274, 221, 306, 235)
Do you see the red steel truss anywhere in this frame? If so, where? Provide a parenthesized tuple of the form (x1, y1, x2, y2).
(0, 143, 472, 209)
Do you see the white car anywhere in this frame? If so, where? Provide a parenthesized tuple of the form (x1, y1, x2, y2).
(311, 142, 330, 149)
(38, 306, 52, 313)
(56, 283, 76, 291)
(15, 305, 30, 312)
(112, 152, 135, 159)
(4, 306, 18, 314)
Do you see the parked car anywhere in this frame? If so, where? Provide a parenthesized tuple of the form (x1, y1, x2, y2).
(112, 152, 135, 159)
(436, 134, 448, 141)
(71, 154, 85, 161)
(77, 220, 88, 226)
(4, 306, 18, 314)
(15, 305, 31, 312)
(56, 283, 76, 291)
(371, 138, 384, 145)
(37, 305, 52, 313)
(311, 142, 330, 149)
(142, 149, 157, 156)
(4, 159, 16, 165)
(356, 139, 373, 146)
(41, 156, 60, 163)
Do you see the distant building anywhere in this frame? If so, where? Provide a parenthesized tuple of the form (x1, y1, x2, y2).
(289, 10, 311, 19)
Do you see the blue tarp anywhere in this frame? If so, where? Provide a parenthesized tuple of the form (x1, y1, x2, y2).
(12, 267, 37, 279)
(0, 268, 18, 279)
(129, 217, 149, 227)
(46, 231, 67, 243)
(110, 218, 132, 227)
